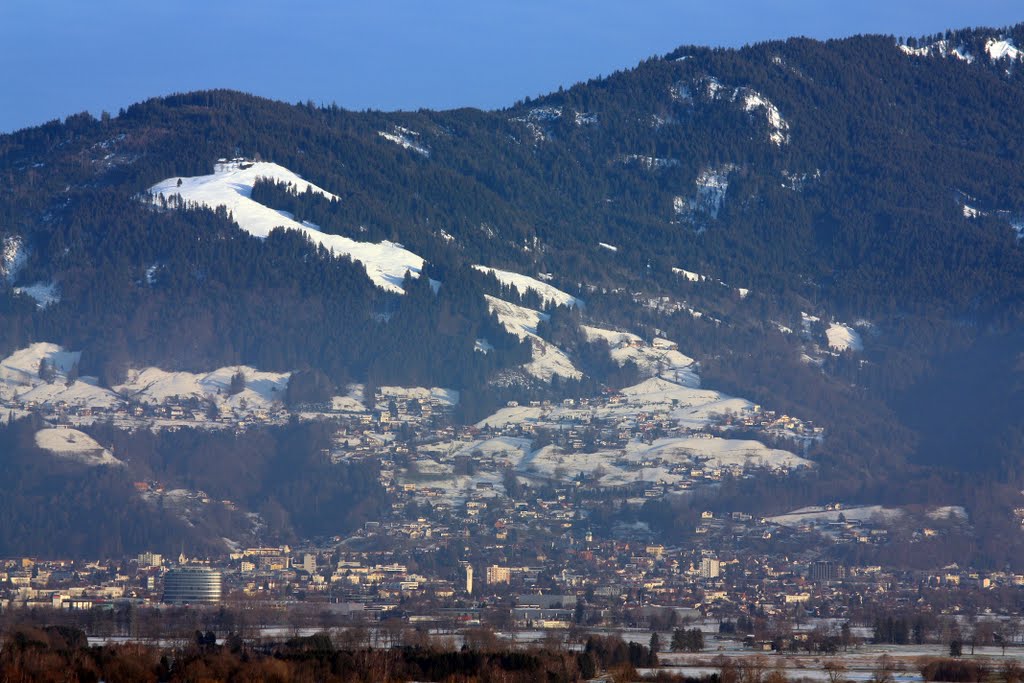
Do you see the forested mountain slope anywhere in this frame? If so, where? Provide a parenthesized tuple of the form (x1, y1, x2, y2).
(1, 25, 1023, 559)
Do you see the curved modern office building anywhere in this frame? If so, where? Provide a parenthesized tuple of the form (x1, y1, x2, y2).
(162, 566, 222, 605)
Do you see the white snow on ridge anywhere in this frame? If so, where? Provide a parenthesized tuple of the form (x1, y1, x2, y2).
(986, 38, 1021, 61)
(35, 428, 123, 467)
(899, 40, 974, 63)
(899, 44, 931, 57)
(825, 322, 863, 352)
(485, 295, 580, 381)
(525, 107, 562, 122)
(599, 242, 618, 252)
(473, 266, 582, 308)
(149, 160, 425, 294)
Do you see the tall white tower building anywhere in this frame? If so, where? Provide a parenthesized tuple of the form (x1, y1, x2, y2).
(700, 556, 721, 579)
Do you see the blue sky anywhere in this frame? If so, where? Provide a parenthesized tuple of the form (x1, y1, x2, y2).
(1, 1, 1022, 133)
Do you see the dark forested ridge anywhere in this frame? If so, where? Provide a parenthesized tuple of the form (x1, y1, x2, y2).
(1, 25, 1024, 557)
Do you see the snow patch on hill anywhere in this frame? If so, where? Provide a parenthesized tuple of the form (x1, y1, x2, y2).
(672, 267, 750, 299)
(986, 38, 1021, 61)
(672, 267, 704, 282)
(484, 296, 580, 381)
(520, 434, 809, 488)
(475, 405, 544, 429)
(963, 204, 983, 218)
(149, 160, 425, 293)
(573, 111, 598, 126)
(378, 126, 429, 157)
(628, 436, 812, 471)
(675, 166, 733, 227)
(18, 380, 122, 410)
(0, 343, 82, 400)
(473, 266, 581, 308)
(582, 325, 697, 383)
(610, 376, 753, 428)
(35, 428, 123, 467)
(14, 282, 60, 309)
(2, 235, 27, 284)
(825, 323, 863, 352)
(687, 76, 790, 144)
(512, 107, 563, 143)
(768, 505, 901, 528)
(115, 366, 289, 411)
(742, 91, 790, 145)
(899, 39, 974, 62)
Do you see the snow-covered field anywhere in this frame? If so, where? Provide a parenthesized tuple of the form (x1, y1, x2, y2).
(581, 325, 697, 382)
(0, 343, 119, 407)
(17, 379, 122, 410)
(0, 342, 293, 417)
(475, 405, 545, 429)
(473, 266, 581, 308)
(149, 160, 425, 293)
(767, 505, 903, 528)
(625, 436, 812, 471)
(116, 365, 290, 412)
(613, 377, 748, 422)
(826, 322, 863, 352)
(35, 428, 123, 466)
(485, 296, 581, 381)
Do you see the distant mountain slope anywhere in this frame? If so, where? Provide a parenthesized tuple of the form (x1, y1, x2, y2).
(1, 24, 1024, 558)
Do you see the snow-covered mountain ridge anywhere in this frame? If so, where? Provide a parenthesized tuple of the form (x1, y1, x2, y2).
(150, 160, 426, 293)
